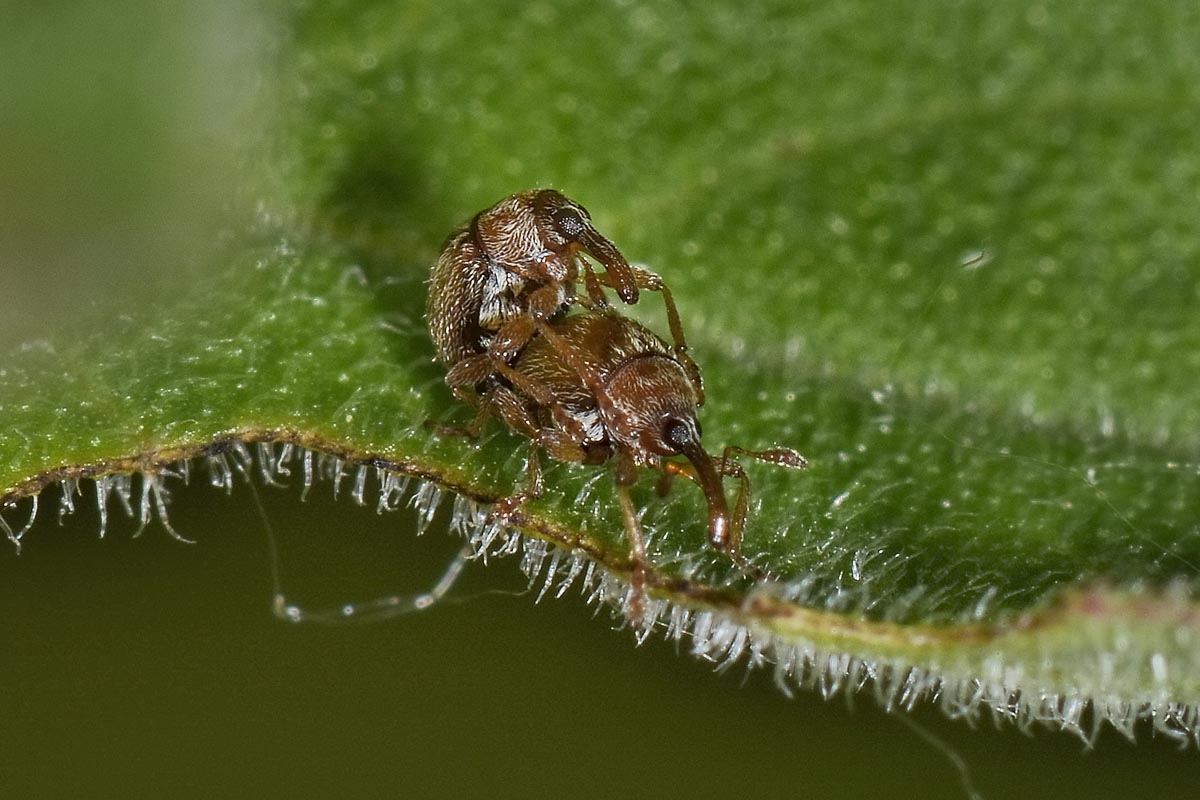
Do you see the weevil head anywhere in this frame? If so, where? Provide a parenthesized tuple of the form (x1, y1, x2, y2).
(534, 190, 639, 304)
(603, 355, 699, 458)
(603, 355, 733, 549)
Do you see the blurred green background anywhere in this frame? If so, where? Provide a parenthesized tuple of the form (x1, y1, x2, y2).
(0, 2, 256, 346)
(1, 1, 1197, 797)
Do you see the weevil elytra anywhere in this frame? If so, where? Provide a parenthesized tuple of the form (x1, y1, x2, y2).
(425, 189, 703, 406)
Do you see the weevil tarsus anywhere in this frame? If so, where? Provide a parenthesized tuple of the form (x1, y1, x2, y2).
(491, 443, 545, 524)
(614, 478, 650, 626)
(720, 445, 809, 472)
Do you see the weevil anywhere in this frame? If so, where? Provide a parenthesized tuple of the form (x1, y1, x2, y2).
(469, 310, 806, 611)
(425, 189, 702, 408)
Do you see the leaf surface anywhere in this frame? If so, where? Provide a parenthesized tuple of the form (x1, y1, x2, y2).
(2, 0, 1198, 741)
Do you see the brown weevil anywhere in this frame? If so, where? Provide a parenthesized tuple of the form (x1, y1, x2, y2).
(425, 189, 703, 409)
(465, 310, 807, 615)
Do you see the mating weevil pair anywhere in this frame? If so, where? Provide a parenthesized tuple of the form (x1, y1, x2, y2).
(426, 189, 806, 611)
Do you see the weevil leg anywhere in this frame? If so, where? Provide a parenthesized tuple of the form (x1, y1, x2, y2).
(445, 354, 499, 388)
(488, 391, 587, 521)
(613, 453, 650, 628)
(596, 265, 705, 404)
(659, 458, 764, 579)
(614, 482, 649, 629)
(535, 429, 588, 464)
(711, 445, 808, 576)
(488, 360, 559, 407)
(273, 543, 474, 624)
(447, 352, 562, 418)
(445, 280, 566, 387)
(484, 384, 553, 524)
(488, 360, 592, 445)
(492, 443, 545, 524)
(488, 386, 585, 463)
(531, 320, 608, 404)
(656, 459, 699, 496)
(488, 383, 543, 439)
(425, 387, 493, 439)
(482, 319, 604, 448)
(487, 315, 538, 363)
(579, 260, 610, 308)
(720, 445, 809, 472)
(524, 283, 570, 322)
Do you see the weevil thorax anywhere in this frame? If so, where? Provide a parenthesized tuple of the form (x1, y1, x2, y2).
(602, 355, 701, 466)
(474, 189, 589, 286)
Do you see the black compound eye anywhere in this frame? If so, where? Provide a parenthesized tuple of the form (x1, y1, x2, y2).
(550, 206, 587, 240)
(662, 418, 693, 452)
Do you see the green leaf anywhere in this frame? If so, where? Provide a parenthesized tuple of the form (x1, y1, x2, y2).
(2, 0, 1198, 747)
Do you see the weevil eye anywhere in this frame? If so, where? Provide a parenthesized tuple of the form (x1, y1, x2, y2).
(662, 417, 694, 452)
(550, 206, 587, 241)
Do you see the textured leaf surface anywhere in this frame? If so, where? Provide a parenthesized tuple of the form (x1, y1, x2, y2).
(2, 0, 1199, 741)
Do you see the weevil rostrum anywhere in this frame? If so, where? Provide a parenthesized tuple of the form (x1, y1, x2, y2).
(426, 191, 806, 611)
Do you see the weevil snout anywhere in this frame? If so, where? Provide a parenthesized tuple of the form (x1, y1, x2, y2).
(667, 424, 735, 553)
(578, 229, 638, 304)
(539, 193, 637, 302)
